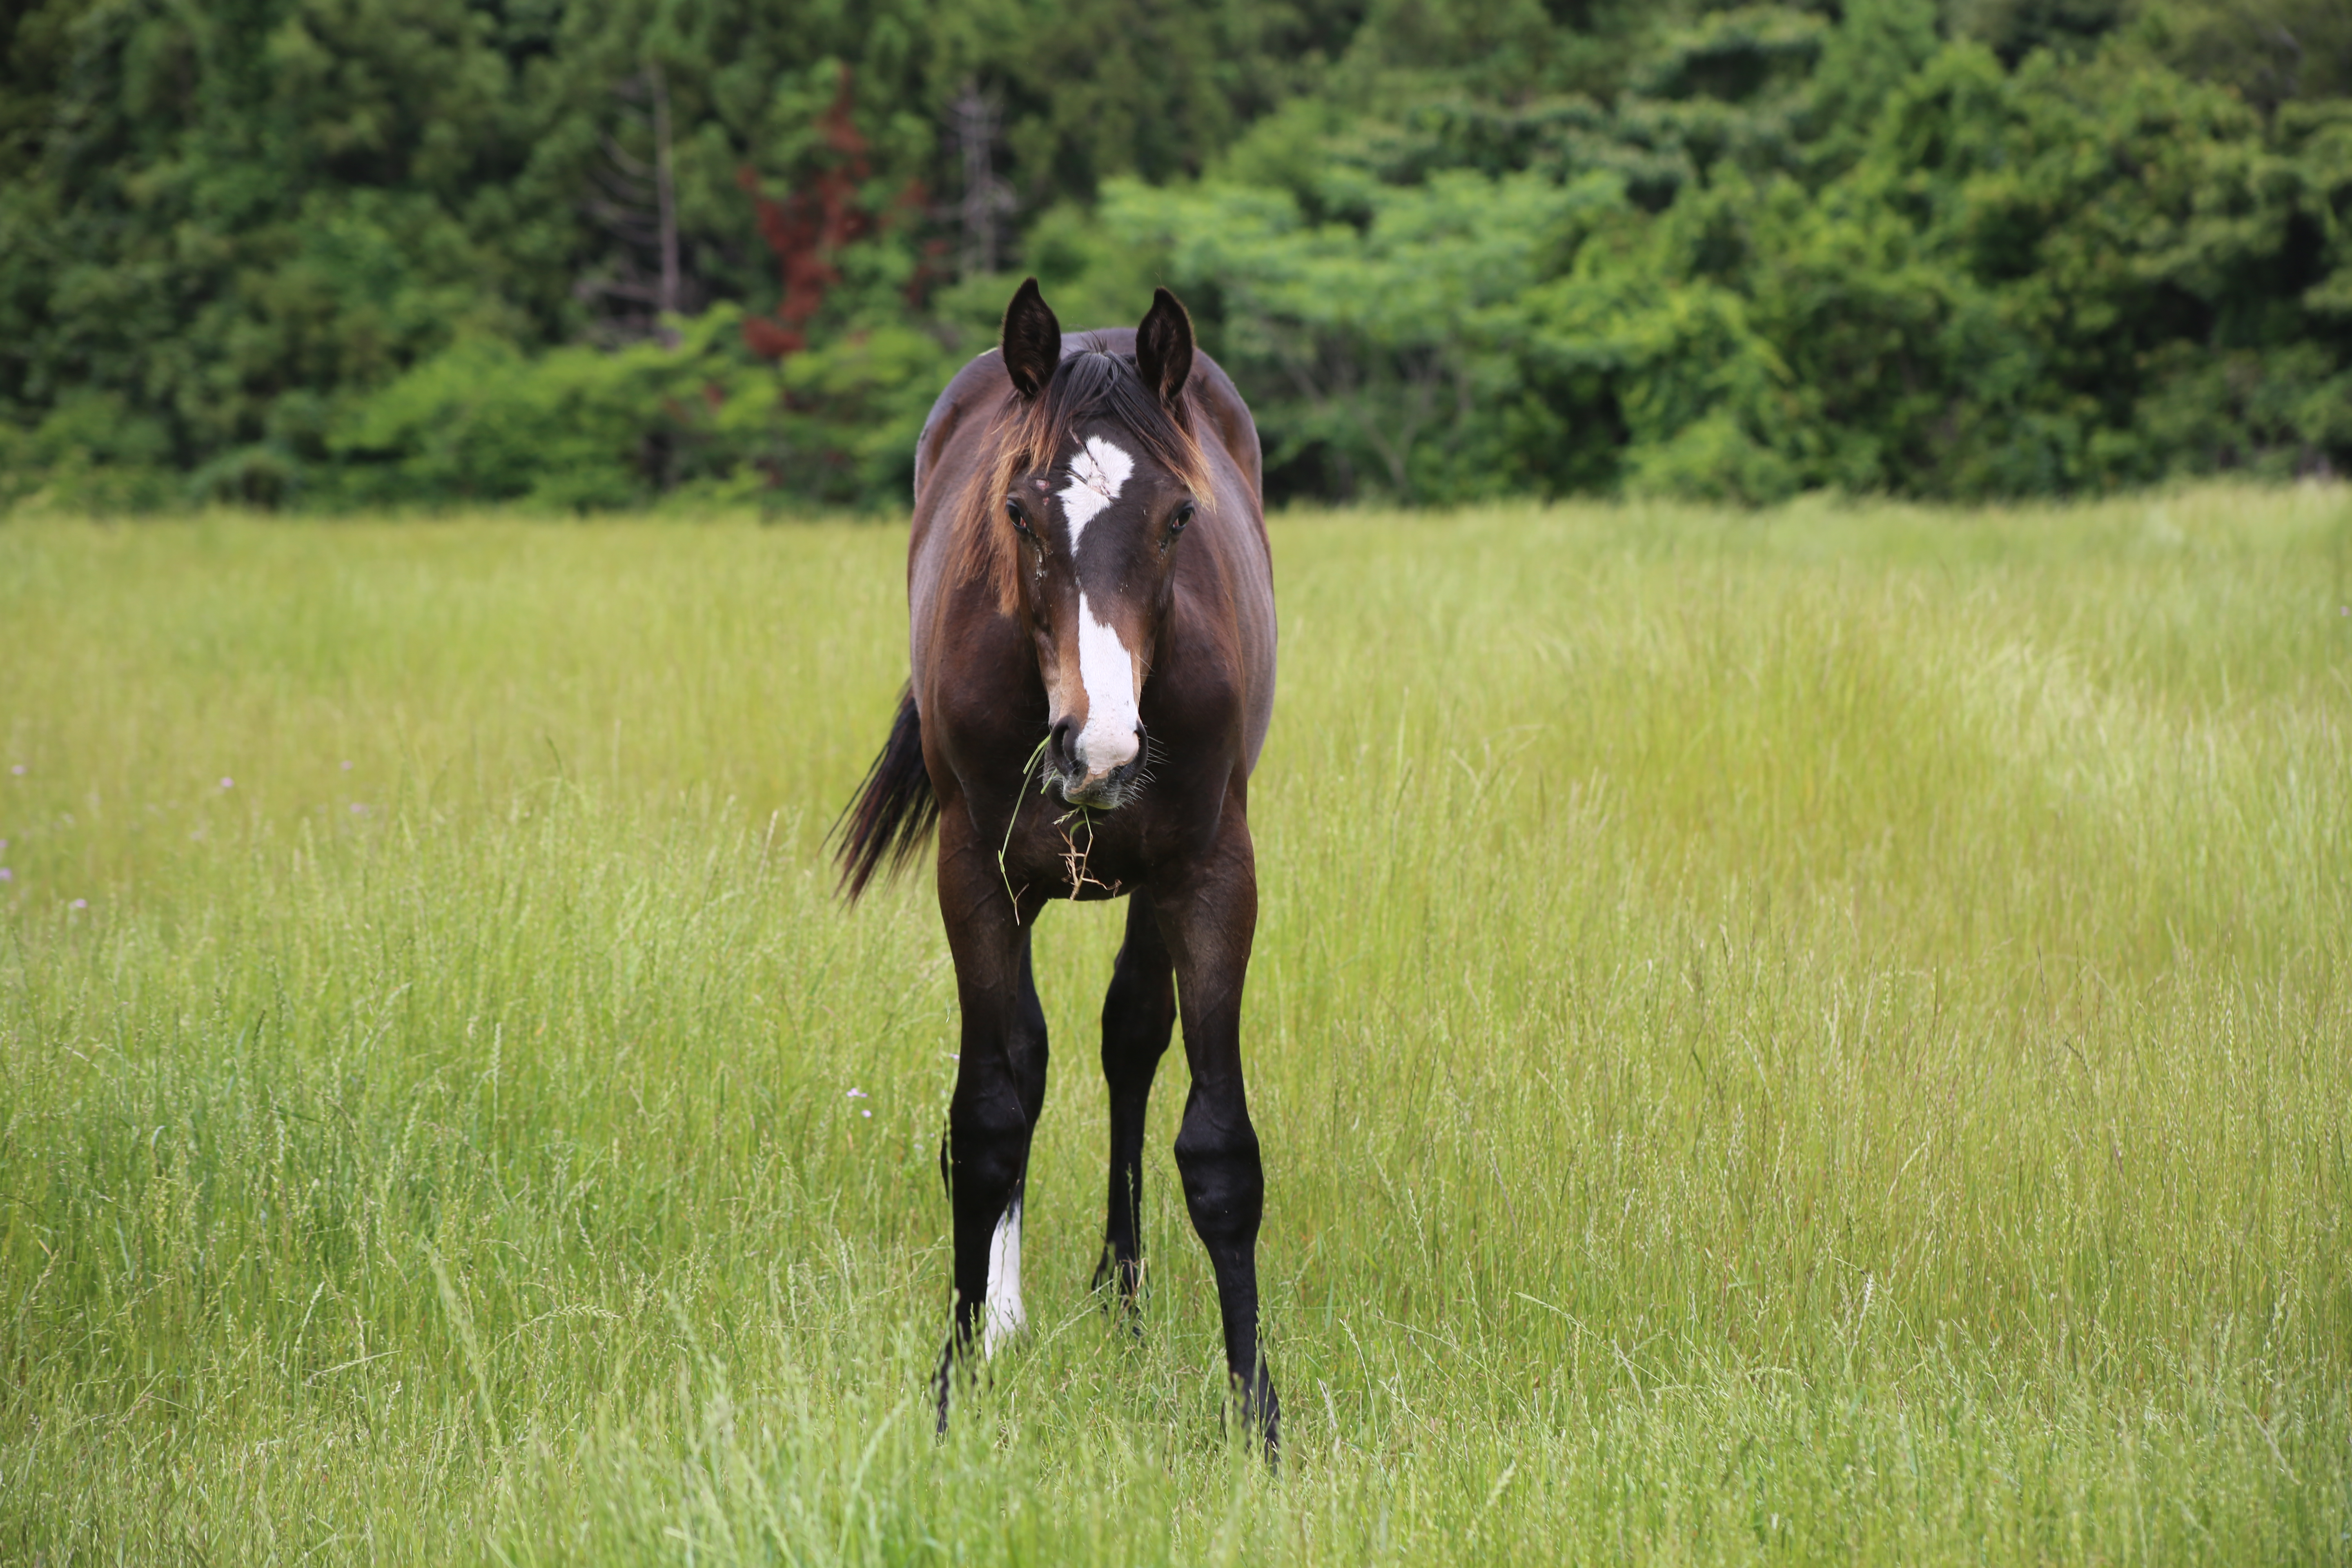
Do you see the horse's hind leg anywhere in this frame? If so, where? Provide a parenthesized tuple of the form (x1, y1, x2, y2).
(933, 813, 1048, 1430)
(1095, 891, 1176, 1317)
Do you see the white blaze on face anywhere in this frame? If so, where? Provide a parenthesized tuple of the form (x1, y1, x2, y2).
(1075, 594, 1141, 775)
(1054, 434, 1142, 777)
(982, 1196, 1025, 1358)
(1056, 435, 1134, 550)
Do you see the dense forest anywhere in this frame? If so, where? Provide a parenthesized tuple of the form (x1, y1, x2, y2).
(2, 0, 2347, 511)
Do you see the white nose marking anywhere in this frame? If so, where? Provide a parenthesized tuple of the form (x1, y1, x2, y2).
(982, 1195, 1024, 1357)
(1075, 593, 1141, 775)
(1057, 436, 1134, 550)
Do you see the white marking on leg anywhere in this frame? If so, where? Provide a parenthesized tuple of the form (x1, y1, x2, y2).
(982, 1195, 1025, 1357)
(1075, 594, 1142, 775)
(1056, 436, 1134, 549)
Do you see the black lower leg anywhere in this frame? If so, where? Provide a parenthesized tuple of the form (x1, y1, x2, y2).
(1096, 895, 1174, 1310)
(935, 1083, 1027, 1430)
(934, 931, 1047, 1432)
(929, 800, 1067, 1437)
(1155, 813, 1277, 1460)
(1174, 1091, 1280, 1455)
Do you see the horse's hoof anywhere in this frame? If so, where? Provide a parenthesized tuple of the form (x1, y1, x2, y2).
(1233, 1373, 1280, 1466)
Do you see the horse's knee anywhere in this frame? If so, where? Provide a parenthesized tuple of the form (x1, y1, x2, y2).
(1173, 1115, 1263, 1241)
(1010, 1029, 1050, 1124)
(947, 1093, 1029, 1195)
(1013, 999, 1048, 1071)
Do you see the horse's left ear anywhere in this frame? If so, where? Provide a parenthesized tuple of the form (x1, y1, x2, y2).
(1002, 277, 1063, 400)
(1135, 287, 1193, 407)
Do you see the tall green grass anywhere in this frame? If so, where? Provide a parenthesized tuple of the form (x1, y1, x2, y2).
(4, 487, 2349, 1564)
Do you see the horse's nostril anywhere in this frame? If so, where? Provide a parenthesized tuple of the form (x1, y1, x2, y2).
(1047, 717, 1079, 774)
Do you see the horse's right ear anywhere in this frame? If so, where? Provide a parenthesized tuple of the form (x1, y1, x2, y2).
(1135, 287, 1194, 407)
(1001, 278, 1062, 400)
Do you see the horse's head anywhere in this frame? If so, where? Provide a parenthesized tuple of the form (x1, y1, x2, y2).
(991, 279, 1205, 811)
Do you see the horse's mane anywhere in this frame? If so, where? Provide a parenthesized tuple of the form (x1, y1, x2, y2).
(949, 340, 1213, 615)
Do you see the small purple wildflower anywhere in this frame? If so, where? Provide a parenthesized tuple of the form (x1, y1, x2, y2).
(846, 1087, 869, 1099)
(341, 760, 354, 770)
(70, 898, 87, 910)
(861, 1109, 872, 1119)
(351, 803, 367, 814)
(220, 777, 234, 789)
(0, 868, 11, 882)
(9, 764, 23, 776)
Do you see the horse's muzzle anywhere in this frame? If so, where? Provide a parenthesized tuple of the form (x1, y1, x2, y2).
(1047, 717, 1145, 808)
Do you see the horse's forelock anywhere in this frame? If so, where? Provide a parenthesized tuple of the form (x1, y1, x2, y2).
(951, 348, 1211, 615)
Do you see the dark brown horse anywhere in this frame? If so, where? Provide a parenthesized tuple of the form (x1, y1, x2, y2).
(836, 279, 1279, 1451)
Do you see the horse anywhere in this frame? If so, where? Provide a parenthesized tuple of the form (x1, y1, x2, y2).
(834, 278, 1280, 1453)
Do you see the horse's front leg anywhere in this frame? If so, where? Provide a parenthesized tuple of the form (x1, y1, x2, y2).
(1156, 806, 1280, 1457)
(933, 806, 1048, 1432)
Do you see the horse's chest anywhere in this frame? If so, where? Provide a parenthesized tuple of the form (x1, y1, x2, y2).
(997, 805, 1157, 902)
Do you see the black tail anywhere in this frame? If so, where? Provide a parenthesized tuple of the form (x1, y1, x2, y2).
(833, 686, 939, 901)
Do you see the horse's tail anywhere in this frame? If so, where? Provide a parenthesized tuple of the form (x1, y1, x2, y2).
(833, 685, 939, 902)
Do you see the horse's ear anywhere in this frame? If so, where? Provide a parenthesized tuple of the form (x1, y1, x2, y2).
(1001, 278, 1062, 400)
(1135, 287, 1193, 407)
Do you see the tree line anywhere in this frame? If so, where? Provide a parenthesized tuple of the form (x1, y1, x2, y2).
(2, 0, 2346, 511)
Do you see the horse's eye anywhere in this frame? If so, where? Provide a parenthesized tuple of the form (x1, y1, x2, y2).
(1170, 501, 1196, 534)
(1005, 498, 1032, 535)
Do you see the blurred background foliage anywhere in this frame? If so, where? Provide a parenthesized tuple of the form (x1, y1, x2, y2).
(0, 0, 2346, 511)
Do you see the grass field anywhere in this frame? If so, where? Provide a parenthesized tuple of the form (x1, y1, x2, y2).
(4, 486, 2350, 1564)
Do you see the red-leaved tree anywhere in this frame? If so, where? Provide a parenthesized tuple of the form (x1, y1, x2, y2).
(738, 66, 876, 361)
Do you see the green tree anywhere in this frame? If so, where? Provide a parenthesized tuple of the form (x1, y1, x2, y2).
(2, 0, 2347, 510)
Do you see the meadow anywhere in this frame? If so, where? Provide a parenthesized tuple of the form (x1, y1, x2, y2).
(2, 486, 2348, 1564)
